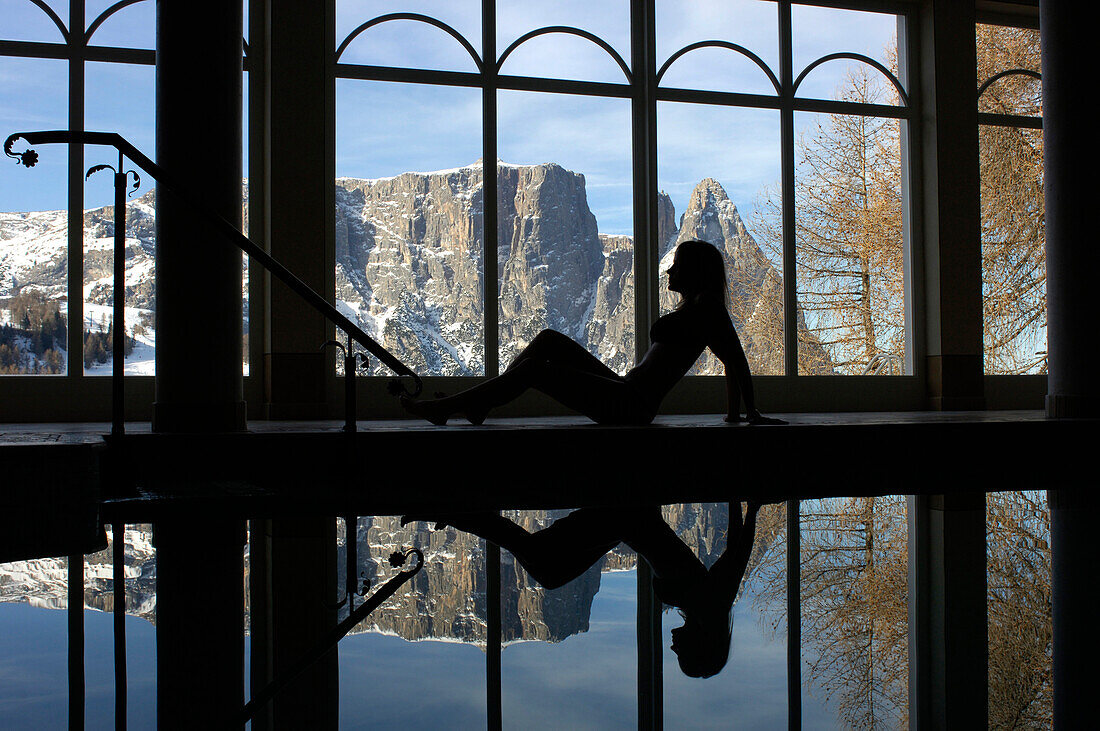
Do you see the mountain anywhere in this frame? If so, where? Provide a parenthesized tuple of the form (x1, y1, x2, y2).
(2, 162, 829, 377)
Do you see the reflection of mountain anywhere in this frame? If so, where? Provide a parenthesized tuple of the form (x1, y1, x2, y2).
(0, 505, 775, 646)
(2, 164, 829, 377)
(0, 526, 157, 619)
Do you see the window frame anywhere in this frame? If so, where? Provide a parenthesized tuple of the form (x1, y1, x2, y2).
(333, 0, 926, 418)
(0, 0, 258, 419)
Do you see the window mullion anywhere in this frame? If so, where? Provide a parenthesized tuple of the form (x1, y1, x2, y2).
(780, 1, 797, 378)
(483, 0, 499, 379)
(68, 0, 86, 379)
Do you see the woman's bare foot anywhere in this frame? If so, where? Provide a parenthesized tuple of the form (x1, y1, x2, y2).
(400, 395, 450, 426)
(404, 392, 487, 426)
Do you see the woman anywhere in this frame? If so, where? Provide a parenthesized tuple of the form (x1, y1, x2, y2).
(401, 239, 781, 426)
(405, 501, 761, 678)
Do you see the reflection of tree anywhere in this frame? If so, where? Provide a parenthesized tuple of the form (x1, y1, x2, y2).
(751, 497, 909, 729)
(977, 25, 1046, 374)
(987, 490, 1052, 728)
(748, 491, 1052, 730)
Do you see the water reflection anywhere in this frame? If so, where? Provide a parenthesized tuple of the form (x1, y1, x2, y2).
(419, 503, 761, 678)
(0, 495, 1054, 727)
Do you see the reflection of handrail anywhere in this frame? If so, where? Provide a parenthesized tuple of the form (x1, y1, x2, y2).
(862, 352, 902, 376)
(238, 547, 423, 725)
(5, 130, 423, 410)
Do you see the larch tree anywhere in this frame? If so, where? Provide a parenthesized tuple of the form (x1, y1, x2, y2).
(754, 65, 906, 375)
(977, 24, 1046, 375)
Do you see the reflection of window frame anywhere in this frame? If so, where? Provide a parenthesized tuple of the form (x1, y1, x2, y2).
(333, 1, 920, 412)
(975, 17, 1045, 377)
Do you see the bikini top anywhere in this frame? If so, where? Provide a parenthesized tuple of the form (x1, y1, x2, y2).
(649, 302, 725, 351)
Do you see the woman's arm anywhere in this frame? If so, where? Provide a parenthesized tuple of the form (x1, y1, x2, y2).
(708, 502, 760, 603)
(707, 310, 757, 422)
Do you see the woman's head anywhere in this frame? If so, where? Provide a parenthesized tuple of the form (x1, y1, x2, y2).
(671, 607, 733, 678)
(667, 239, 728, 307)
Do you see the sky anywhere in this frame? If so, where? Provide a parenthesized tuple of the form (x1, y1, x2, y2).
(3, 0, 900, 236)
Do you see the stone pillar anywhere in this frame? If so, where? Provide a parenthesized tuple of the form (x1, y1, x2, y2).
(261, 0, 335, 418)
(268, 518, 339, 727)
(919, 0, 984, 410)
(1047, 489, 1095, 728)
(908, 493, 988, 729)
(153, 0, 246, 432)
(155, 518, 246, 727)
(1042, 6, 1095, 726)
(1041, 0, 1097, 417)
(152, 1, 247, 724)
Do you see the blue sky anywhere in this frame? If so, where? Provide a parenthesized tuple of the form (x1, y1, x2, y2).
(4, 0, 899, 236)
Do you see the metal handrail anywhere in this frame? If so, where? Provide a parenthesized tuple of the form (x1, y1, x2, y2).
(5, 130, 423, 431)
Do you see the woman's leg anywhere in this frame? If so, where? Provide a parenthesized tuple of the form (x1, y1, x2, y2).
(411, 509, 621, 589)
(506, 329, 620, 378)
(403, 330, 648, 424)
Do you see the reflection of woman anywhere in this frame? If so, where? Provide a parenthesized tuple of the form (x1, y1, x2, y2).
(401, 239, 782, 426)
(409, 502, 760, 678)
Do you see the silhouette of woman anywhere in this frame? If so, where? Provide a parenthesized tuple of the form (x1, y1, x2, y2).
(401, 239, 782, 426)
(407, 501, 761, 678)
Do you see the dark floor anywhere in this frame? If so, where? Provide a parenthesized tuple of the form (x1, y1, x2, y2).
(4, 409, 1089, 562)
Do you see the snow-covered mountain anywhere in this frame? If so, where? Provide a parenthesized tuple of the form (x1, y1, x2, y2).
(2, 161, 828, 377)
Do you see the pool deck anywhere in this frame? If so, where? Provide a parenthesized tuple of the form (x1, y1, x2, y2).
(2, 410, 1089, 527)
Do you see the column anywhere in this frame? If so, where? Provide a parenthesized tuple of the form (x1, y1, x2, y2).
(918, 0, 984, 410)
(1041, 2, 1096, 727)
(153, 0, 246, 432)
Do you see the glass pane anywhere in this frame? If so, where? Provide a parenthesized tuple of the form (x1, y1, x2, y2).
(987, 490, 1052, 727)
(85, 0, 154, 50)
(655, 0, 779, 96)
(793, 109, 906, 375)
(0, 0, 70, 43)
(498, 509, 637, 727)
(335, 80, 483, 376)
(497, 91, 634, 374)
(0, 553, 74, 726)
(83, 61, 155, 376)
(0, 527, 158, 726)
(978, 22, 1045, 376)
(657, 102, 784, 375)
(792, 5, 901, 104)
(796, 497, 909, 728)
(663, 502, 788, 726)
(0, 56, 69, 375)
(340, 516, 487, 726)
(977, 24, 1041, 117)
(980, 123, 1045, 375)
(497, 0, 628, 84)
(336, 1, 481, 72)
(83, 524, 158, 726)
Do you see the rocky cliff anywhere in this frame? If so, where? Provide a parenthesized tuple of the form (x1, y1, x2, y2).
(3, 162, 827, 377)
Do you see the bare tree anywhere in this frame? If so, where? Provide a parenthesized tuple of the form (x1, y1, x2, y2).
(754, 66, 906, 374)
(977, 24, 1046, 374)
(750, 496, 909, 728)
(986, 490, 1052, 728)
